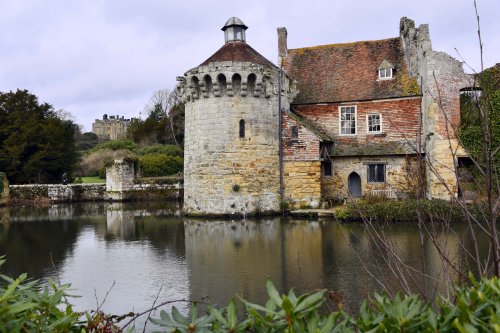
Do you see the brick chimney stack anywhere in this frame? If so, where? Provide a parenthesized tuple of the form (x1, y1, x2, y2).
(277, 27, 288, 66)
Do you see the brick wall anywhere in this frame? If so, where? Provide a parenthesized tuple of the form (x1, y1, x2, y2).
(292, 96, 422, 146)
(282, 112, 320, 161)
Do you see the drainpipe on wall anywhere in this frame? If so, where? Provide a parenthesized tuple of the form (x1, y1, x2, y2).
(278, 67, 284, 213)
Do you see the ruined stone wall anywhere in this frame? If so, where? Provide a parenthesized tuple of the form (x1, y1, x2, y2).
(400, 18, 472, 199)
(106, 159, 135, 200)
(178, 61, 294, 215)
(292, 97, 422, 146)
(322, 155, 420, 199)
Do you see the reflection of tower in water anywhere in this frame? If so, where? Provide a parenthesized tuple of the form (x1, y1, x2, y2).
(106, 203, 135, 238)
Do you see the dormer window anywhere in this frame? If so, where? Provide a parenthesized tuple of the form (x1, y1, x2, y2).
(377, 59, 394, 80)
(378, 68, 393, 79)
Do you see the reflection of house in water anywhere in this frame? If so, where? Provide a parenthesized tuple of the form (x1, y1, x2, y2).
(184, 219, 325, 306)
(184, 220, 480, 311)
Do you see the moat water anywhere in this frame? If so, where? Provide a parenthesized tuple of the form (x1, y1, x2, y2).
(0, 202, 490, 331)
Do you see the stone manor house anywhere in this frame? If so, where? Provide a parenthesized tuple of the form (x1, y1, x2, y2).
(92, 114, 131, 141)
(177, 17, 472, 216)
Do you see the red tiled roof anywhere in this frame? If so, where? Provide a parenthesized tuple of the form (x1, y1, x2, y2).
(283, 37, 418, 104)
(200, 41, 276, 68)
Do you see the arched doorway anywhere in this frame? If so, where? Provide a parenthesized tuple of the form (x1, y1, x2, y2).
(348, 172, 362, 197)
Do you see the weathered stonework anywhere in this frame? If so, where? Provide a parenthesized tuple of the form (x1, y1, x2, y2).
(178, 61, 294, 215)
(178, 16, 298, 217)
(400, 17, 472, 199)
(322, 155, 421, 200)
(106, 159, 135, 200)
(0, 172, 9, 206)
(9, 184, 106, 202)
(283, 161, 321, 208)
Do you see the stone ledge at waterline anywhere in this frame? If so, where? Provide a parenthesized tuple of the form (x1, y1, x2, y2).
(6, 159, 183, 204)
(8, 182, 182, 203)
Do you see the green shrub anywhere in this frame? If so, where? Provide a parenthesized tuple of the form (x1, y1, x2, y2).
(139, 154, 183, 177)
(136, 144, 183, 157)
(0, 257, 80, 333)
(150, 277, 500, 333)
(343, 199, 476, 223)
(94, 140, 137, 152)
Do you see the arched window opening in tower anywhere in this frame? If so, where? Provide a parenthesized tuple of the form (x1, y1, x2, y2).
(191, 76, 200, 97)
(204, 75, 213, 95)
(218, 74, 227, 95)
(239, 119, 245, 138)
(262, 76, 271, 97)
(232, 73, 242, 96)
(247, 74, 256, 96)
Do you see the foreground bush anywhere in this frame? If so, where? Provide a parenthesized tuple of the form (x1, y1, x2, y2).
(151, 276, 500, 333)
(2, 256, 498, 332)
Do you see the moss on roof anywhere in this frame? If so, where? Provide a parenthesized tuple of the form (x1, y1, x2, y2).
(287, 111, 333, 142)
(330, 141, 419, 156)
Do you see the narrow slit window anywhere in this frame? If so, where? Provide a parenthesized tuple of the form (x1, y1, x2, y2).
(291, 126, 299, 141)
(239, 119, 245, 138)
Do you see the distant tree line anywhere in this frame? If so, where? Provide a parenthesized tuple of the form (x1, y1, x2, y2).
(127, 89, 185, 147)
(0, 89, 78, 184)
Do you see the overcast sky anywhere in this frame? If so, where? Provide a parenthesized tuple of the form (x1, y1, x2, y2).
(1, 0, 498, 132)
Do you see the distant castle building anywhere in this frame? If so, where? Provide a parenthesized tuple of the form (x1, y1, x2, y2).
(92, 114, 131, 141)
(177, 17, 473, 216)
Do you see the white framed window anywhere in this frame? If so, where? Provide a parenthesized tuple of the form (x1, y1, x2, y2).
(339, 106, 357, 135)
(367, 164, 385, 183)
(378, 68, 393, 80)
(367, 114, 382, 133)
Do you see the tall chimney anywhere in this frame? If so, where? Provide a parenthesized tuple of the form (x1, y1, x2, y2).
(277, 27, 288, 66)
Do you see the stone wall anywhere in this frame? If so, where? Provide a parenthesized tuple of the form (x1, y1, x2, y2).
(283, 161, 321, 208)
(106, 159, 135, 200)
(8, 182, 182, 203)
(281, 112, 322, 208)
(322, 155, 420, 199)
(400, 17, 472, 199)
(9, 184, 106, 202)
(0, 172, 9, 206)
(178, 61, 295, 216)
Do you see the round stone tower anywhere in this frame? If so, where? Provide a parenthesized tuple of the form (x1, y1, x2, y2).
(177, 17, 294, 216)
